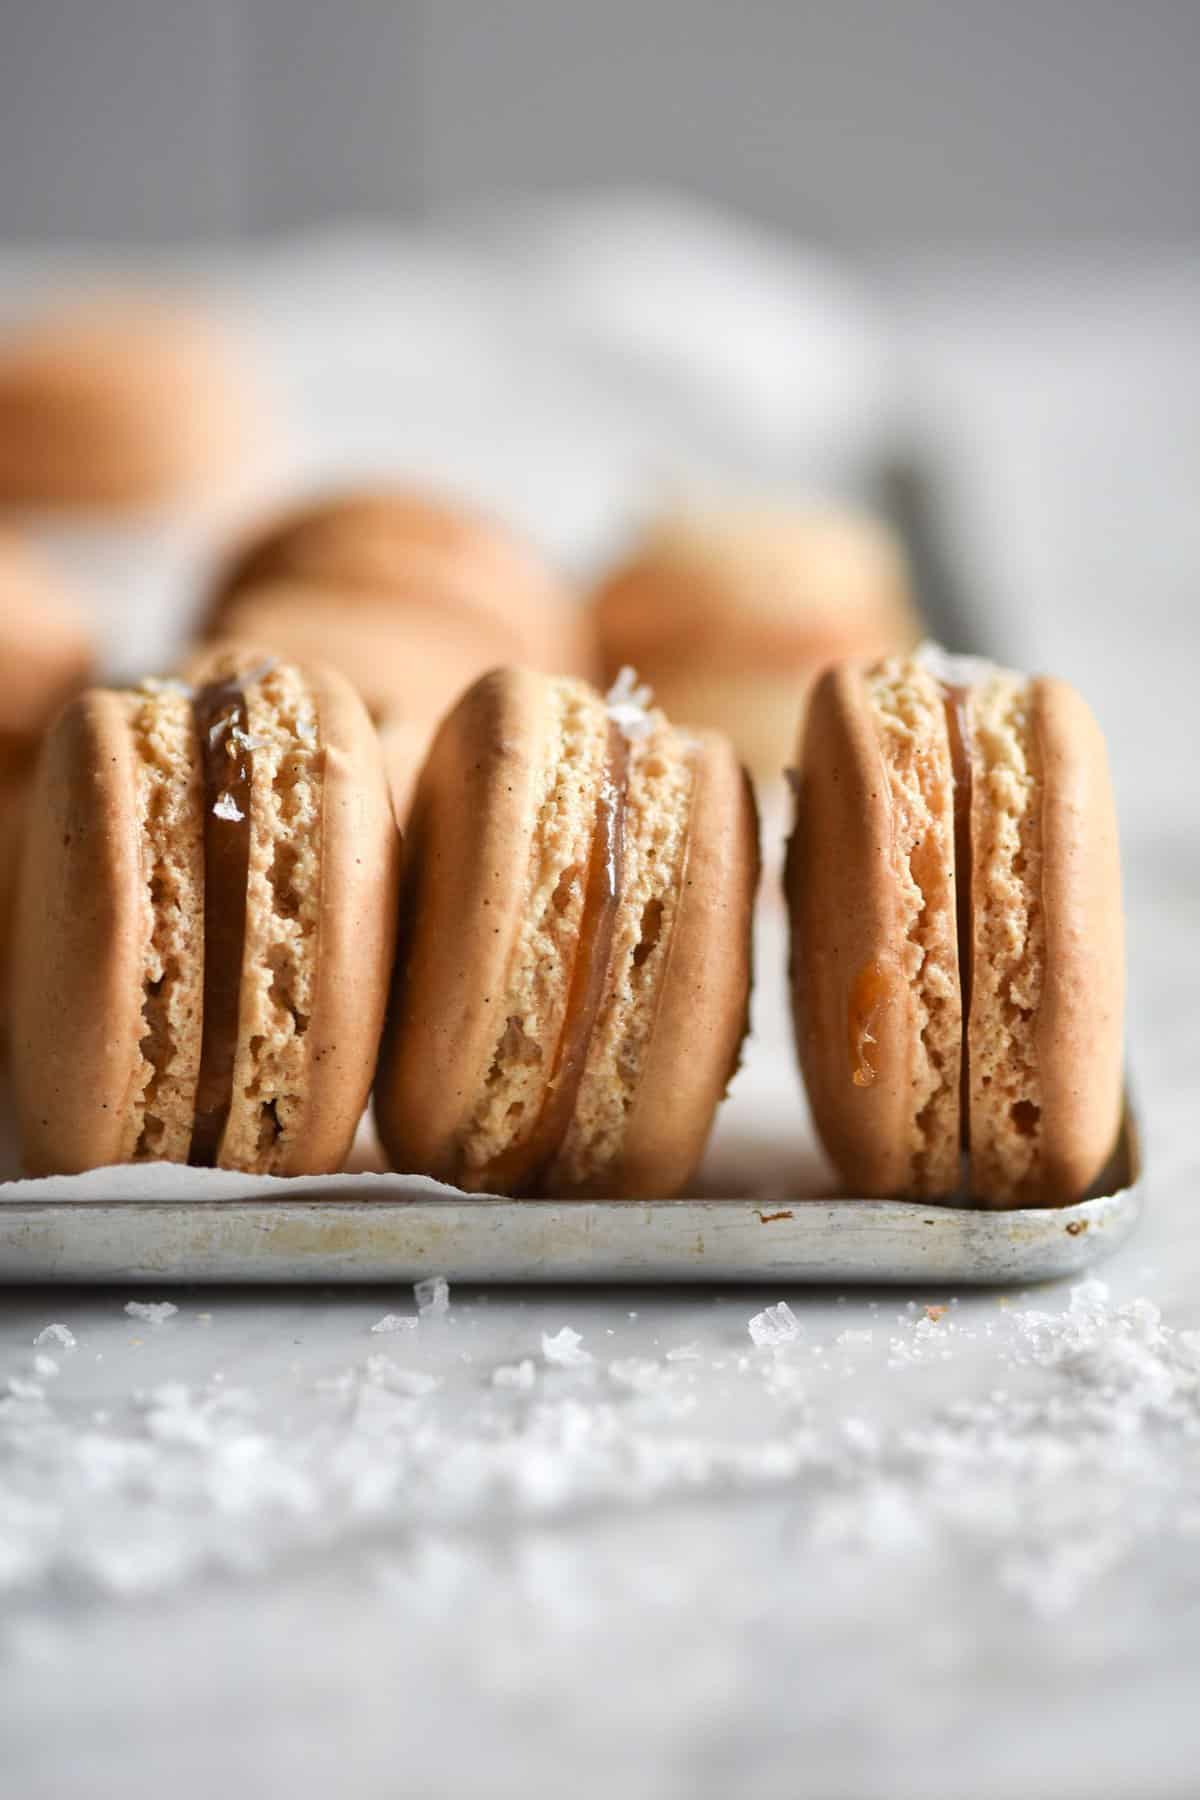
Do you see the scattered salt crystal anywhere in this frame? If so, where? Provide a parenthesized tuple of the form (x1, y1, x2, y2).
(915, 641, 1008, 690)
(124, 1300, 178, 1324)
(391, 1369, 439, 1397)
(228, 725, 267, 753)
(316, 1370, 357, 1396)
(370, 1312, 418, 1335)
(665, 1343, 702, 1362)
(294, 714, 317, 747)
(6, 1375, 44, 1400)
(493, 1359, 536, 1390)
(212, 792, 243, 823)
(748, 1302, 801, 1347)
(835, 1329, 874, 1351)
(33, 1355, 59, 1379)
(608, 1357, 663, 1392)
(542, 1327, 592, 1368)
(34, 1324, 76, 1350)
(605, 666, 656, 739)
(843, 1417, 880, 1454)
(415, 1276, 450, 1319)
(366, 1356, 438, 1396)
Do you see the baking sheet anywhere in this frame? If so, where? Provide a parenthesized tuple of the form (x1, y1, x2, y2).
(0, 1106, 1140, 1286)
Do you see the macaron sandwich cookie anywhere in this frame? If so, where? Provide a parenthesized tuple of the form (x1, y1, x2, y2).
(203, 485, 594, 733)
(375, 669, 758, 1197)
(786, 649, 1123, 1207)
(11, 653, 399, 1176)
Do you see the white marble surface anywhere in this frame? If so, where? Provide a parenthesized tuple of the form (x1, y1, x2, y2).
(2, 215, 1199, 1799)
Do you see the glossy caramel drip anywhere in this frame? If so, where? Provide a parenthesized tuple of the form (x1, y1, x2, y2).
(847, 957, 895, 1087)
(480, 723, 628, 1193)
(188, 677, 253, 1166)
(941, 682, 973, 1149)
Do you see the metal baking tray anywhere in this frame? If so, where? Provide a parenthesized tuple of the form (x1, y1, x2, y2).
(0, 1107, 1141, 1286)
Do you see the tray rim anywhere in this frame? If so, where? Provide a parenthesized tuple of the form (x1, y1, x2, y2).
(0, 1106, 1142, 1286)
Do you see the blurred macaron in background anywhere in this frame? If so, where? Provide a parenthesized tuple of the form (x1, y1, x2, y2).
(0, 528, 96, 1037)
(590, 498, 920, 782)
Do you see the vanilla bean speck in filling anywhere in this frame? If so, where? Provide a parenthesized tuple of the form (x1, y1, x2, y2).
(188, 678, 253, 1166)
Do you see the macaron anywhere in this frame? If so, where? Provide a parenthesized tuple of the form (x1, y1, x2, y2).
(375, 712, 428, 827)
(10, 651, 399, 1176)
(374, 667, 758, 1197)
(0, 293, 255, 509)
(0, 531, 96, 1035)
(0, 529, 96, 746)
(203, 485, 594, 730)
(786, 649, 1124, 1207)
(592, 502, 919, 781)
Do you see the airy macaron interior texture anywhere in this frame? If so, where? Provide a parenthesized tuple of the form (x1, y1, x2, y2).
(375, 667, 756, 1198)
(790, 649, 1123, 1208)
(12, 655, 397, 1177)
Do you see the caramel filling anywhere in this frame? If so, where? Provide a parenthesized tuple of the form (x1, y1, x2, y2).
(188, 678, 253, 1166)
(480, 724, 629, 1193)
(941, 682, 973, 1151)
(848, 957, 896, 1088)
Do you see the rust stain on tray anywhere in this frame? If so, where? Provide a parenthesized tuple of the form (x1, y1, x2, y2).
(755, 1208, 795, 1224)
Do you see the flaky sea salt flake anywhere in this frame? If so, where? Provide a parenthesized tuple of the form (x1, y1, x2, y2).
(748, 1302, 801, 1347)
(542, 1327, 592, 1368)
(124, 1300, 179, 1325)
(492, 1360, 537, 1389)
(605, 666, 656, 739)
(34, 1323, 76, 1350)
(415, 1276, 450, 1319)
(370, 1312, 418, 1335)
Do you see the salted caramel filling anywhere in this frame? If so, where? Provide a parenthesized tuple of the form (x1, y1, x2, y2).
(188, 677, 253, 1166)
(480, 723, 629, 1193)
(940, 682, 973, 1151)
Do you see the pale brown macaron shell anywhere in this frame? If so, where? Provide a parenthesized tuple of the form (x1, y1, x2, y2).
(375, 668, 758, 1198)
(11, 655, 399, 1176)
(205, 487, 595, 730)
(0, 532, 96, 1037)
(592, 504, 919, 779)
(0, 297, 255, 509)
(787, 653, 1123, 1207)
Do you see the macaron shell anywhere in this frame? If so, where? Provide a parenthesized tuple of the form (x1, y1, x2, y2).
(1030, 676, 1124, 1203)
(277, 660, 401, 1173)
(610, 730, 759, 1197)
(374, 667, 558, 1182)
(208, 582, 523, 728)
(10, 692, 148, 1173)
(0, 531, 95, 741)
(0, 299, 254, 508)
(786, 663, 959, 1196)
(594, 506, 917, 670)
(376, 713, 429, 826)
(186, 650, 402, 1176)
(210, 487, 593, 678)
(0, 761, 30, 1040)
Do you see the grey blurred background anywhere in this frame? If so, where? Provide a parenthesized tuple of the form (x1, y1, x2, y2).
(2, 0, 1198, 248)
